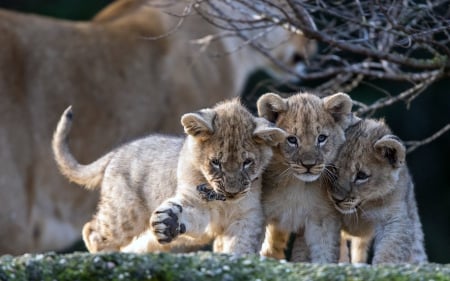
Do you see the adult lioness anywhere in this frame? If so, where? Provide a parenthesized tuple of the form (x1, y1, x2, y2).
(0, 0, 314, 254)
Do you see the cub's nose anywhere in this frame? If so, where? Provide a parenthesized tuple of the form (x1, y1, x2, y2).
(242, 179, 251, 187)
(331, 195, 345, 203)
(301, 160, 317, 170)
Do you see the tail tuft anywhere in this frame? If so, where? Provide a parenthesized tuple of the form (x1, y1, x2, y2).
(65, 106, 73, 121)
(52, 106, 113, 190)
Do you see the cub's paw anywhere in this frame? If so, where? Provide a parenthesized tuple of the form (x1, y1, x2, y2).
(151, 201, 186, 244)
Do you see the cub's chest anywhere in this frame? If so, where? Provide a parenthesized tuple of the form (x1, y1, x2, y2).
(264, 179, 327, 231)
(207, 193, 260, 224)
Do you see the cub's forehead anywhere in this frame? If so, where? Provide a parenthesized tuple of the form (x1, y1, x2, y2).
(212, 103, 256, 135)
(336, 120, 392, 169)
(202, 107, 258, 152)
(204, 126, 258, 160)
(336, 139, 367, 169)
(279, 95, 334, 133)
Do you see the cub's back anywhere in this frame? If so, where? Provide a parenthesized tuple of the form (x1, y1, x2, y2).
(103, 134, 184, 209)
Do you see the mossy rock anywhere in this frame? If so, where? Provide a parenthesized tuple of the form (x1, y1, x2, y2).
(0, 251, 449, 281)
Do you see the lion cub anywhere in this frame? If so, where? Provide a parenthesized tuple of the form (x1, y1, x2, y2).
(327, 118, 428, 264)
(52, 99, 285, 254)
(257, 92, 359, 263)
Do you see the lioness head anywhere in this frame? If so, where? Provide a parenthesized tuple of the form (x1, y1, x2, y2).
(181, 99, 286, 198)
(191, 1, 317, 80)
(257, 92, 358, 182)
(328, 119, 406, 214)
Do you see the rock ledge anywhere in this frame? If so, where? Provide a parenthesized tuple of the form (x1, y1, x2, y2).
(0, 252, 449, 281)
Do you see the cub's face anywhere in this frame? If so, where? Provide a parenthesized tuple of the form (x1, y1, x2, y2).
(182, 99, 286, 199)
(328, 119, 406, 214)
(257, 92, 357, 182)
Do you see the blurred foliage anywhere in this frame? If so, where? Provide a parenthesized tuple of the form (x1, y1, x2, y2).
(0, 0, 112, 20)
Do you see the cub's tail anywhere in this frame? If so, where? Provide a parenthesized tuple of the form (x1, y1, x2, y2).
(52, 106, 114, 189)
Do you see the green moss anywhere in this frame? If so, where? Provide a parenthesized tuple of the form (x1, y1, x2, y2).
(0, 252, 449, 281)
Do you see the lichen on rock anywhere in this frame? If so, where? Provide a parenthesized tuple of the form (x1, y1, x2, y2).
(0, 251, 449, 281)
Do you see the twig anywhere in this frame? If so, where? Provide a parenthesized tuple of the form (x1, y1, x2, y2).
(405, 124, 450, 154)
(187, 0, 450, 149)
(356, 72, 441, 116)
(141, 2, 193, 40)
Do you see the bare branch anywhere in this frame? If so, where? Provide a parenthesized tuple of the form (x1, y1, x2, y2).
(405, 124, 450, 154)
(141, 2, 193, 40)
(189, 0, 450, 149)
(356, 72, 442, 116)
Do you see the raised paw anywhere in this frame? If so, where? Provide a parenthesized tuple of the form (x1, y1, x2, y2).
(151, 201, 186, 244)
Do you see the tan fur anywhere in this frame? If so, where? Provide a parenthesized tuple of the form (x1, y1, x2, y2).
(52, 99, 286, 253)
(327, 118, 428, 264)
(0, 0, 316, 254)
(257, 92, 359, 263)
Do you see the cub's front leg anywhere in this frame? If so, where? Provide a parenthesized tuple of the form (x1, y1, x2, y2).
(150, 199, 186, 243)
(150, 197, 210, 244)
(304, 216, 341, 263)
(215, 207, 264, 254)
(372, 218, 413, 264)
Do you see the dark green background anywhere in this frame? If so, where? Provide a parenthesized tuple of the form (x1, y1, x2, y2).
(0, 0, 448, 263)
(0, 0, 111, 20)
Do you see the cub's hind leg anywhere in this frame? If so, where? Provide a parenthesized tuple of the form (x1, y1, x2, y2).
(350, 236, 371, 263)
(82, 194, 149, 253)
(290, 229, 311, 262)
(82, 221, 116, 252)
(260, 224, 290, 259)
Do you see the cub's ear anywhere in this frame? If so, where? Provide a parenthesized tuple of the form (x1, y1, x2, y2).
(253, 117, 286, 146)
(374, 134, 406, 168)
(256, 93, 288, 123)
(323, 92, 360, 129)
(181, 109, 216, 140)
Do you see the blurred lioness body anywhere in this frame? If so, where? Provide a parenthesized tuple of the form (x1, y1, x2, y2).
(0, 0, 314, 254)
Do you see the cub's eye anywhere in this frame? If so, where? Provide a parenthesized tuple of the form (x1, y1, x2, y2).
(243, 158, 254, 169)
(355, 171, 370, 183)
(286, 136, 298, 146)
(317, 134, 328, 144)
(210, 159, 221, 169)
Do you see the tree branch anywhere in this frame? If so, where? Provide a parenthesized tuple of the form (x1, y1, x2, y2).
(189, 0, 450, 151)
(355, 72, 442, 116)
(405, 124, 450, 154)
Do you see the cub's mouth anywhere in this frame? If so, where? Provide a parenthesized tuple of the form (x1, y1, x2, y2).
(291, 162, 325, 182)
(196, 184, 249, 201)
(294, 172, 321, 182)
(334, 204, 358, 215)
(331, 196, 361, 215)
